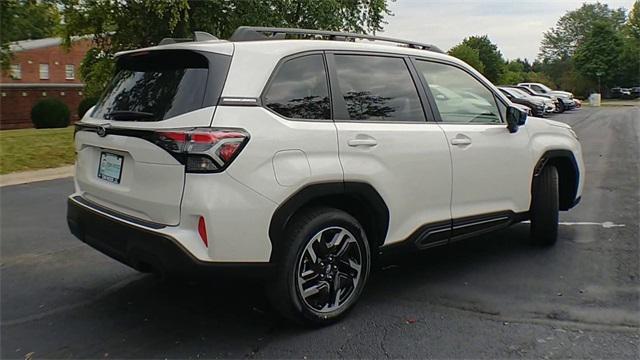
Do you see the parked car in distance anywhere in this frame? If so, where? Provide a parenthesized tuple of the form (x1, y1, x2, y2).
(498, 87, 547, 117)
(67, 27, 585, 326)
(511, 103, 533, 116)
(508, 85, 562, 113)
(611, 87, 640, 99)
(518, 82, 576, 112)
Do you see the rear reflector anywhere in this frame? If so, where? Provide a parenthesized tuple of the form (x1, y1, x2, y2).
(198, 216, 208, 247)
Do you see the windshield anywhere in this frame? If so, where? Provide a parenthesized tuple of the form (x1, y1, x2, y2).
(92, 50, 214, 121)
(501, 88, 524, 99)
(538, 84, 553, 92)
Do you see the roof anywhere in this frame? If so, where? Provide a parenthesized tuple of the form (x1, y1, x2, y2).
(9, 35, 91, 52)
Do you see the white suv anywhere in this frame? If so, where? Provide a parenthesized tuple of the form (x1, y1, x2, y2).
(67, 27, 584, 325)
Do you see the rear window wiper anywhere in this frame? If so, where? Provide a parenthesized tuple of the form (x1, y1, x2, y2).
(106, 111, 156, 121)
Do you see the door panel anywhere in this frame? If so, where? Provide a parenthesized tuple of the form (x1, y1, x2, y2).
(414, 59, 533, 219)
(438, 124, 533, 218)
(328, 53, 452, 246)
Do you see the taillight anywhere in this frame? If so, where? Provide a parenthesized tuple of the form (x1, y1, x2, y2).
(154, 128, 249, 173)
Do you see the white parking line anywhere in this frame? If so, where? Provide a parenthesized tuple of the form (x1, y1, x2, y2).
(523, 221, 626, 228)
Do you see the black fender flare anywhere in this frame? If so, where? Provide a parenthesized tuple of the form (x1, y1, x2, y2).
(533, 149, 580, 210)
(268, 182, 389, 261)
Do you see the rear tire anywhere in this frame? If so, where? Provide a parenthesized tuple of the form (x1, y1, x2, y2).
(530, 166, 559, 246)
(267, 207, 371, 326)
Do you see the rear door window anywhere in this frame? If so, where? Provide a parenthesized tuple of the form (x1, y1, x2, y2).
(92, 50, 228, 121)
(333, 55, 425, 122)
(263, 54, 330, 120)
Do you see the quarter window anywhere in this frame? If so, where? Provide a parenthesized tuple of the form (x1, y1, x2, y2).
(333, 55, 425, 122)
(264, 54, 330, 120)
(415, 61, 502, 124)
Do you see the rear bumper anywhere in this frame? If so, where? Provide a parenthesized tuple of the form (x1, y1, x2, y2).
(67, 196, 272, 277)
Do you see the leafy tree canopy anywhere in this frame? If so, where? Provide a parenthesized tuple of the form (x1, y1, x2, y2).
(450, 35, 504, 83)
(59, 0, 392, 97)
(448, 43, 485, 73)
(1, 0, 60, 70)
(574, 21, 623, 86)
(539, 2, 627, 61)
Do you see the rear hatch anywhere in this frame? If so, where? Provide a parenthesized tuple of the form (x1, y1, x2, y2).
(75, 46, 232, 226)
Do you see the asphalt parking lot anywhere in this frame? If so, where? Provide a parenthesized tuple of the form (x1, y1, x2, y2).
(1, 106, 639, 359)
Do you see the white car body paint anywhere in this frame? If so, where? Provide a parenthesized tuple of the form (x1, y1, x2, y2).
(69, 38, 585, 263)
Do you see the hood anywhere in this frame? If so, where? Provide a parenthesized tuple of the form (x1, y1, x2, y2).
(530, 96, 553, 103)
(550, 90, 573, 98)
(543, 118, 571, 129)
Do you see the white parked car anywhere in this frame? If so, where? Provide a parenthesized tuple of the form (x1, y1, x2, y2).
(518, 82, 577, 111)
(68, 27, 584, 325)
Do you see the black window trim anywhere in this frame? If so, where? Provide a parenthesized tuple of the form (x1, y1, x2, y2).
(259, 51, 333, 122)
(411, 56, 509, 125)
(326, 50, 435, 124)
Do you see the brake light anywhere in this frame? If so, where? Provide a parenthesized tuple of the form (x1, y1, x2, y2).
(154, 128, 249, 173)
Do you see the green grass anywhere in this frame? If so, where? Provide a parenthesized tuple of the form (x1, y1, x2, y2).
(0, 127, 75, 175)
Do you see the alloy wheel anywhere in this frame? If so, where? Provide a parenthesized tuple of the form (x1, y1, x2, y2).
(296, 226, 364, 313)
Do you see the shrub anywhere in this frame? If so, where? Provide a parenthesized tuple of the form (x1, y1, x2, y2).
(31, 99, 71, 128)
(78, 96, 99, 118)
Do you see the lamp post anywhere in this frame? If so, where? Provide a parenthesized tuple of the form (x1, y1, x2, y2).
(596, 71, 604, 94)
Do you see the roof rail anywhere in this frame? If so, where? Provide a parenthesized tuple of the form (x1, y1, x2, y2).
(229, 26, 443, 53)
(159, 31, 218, 45)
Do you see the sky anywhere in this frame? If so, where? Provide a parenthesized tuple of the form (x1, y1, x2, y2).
(380, 0, 636, 61)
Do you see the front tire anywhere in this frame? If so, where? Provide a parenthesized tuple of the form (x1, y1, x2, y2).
(267, 207, 371, 326)
(530, 166, 559, 246)
(557, 101, 565, 113)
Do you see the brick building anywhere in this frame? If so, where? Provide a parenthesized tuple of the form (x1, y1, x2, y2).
(0, 37, 92, 129)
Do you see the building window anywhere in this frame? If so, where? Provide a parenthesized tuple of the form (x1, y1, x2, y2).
(65, 65, 75, 80)
(39, 64, 49, 80)
(10, 64, 21, 79)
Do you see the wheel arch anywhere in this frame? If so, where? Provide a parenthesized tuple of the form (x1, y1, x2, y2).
(268, 182, 390, 261)
(532, 149, 579, 211)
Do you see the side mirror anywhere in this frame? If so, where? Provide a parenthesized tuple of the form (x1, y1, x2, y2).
(506, 105, 527, 133)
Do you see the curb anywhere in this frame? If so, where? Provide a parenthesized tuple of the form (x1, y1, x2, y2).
(0, 165, 74, 187)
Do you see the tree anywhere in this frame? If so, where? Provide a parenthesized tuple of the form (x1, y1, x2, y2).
(574, 21, 623, 90)
(448, 44, 485, 73)
(452, 35, 504, 83)
(498, 60, 526, 85)
(618, 1, 640, 86)
(60, 0, 393, 97)
(625, 0, 640, 41)
(1, 0, 60, 71)
(539, 2, 627, 61)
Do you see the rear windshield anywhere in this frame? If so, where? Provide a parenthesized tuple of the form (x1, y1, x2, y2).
(92, 50, 227, 121)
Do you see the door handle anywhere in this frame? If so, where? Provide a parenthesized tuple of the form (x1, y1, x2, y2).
(348, 138, 378, 147)
(450, 135, 472, 146)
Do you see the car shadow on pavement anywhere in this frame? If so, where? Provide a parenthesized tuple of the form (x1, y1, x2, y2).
(28, 223, 553, 358)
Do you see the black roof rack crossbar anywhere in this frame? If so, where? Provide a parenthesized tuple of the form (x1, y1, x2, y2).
(159, 31, 218, 45)
(229, 26, 443, 53)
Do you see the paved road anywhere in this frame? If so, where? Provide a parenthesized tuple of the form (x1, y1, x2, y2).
(1, 106, 639, 359)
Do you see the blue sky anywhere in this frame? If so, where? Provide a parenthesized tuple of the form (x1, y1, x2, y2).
(381, 0, 636, 61)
